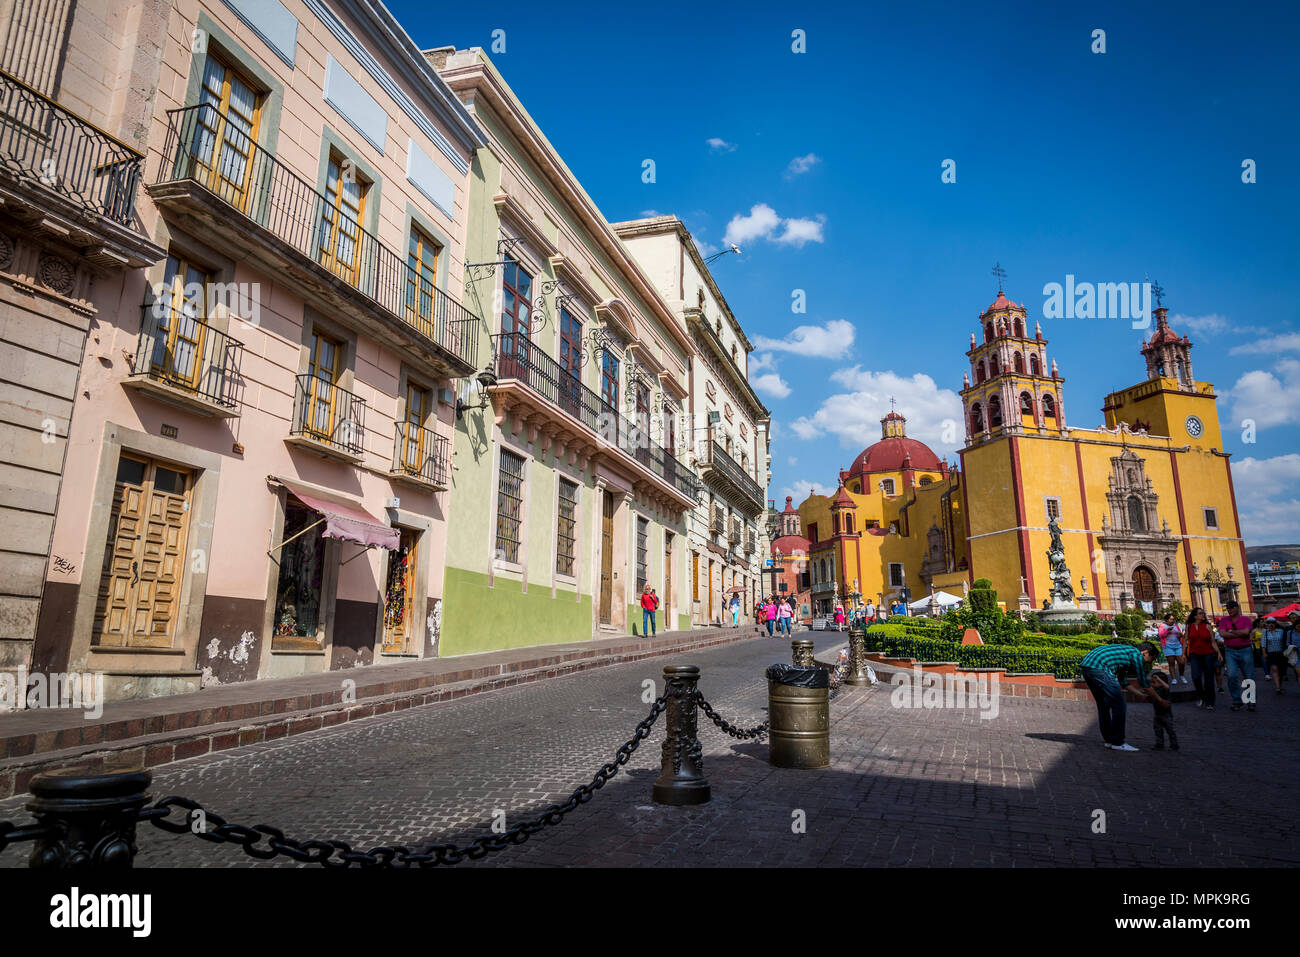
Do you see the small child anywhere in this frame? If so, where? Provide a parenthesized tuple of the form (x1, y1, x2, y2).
(1149, 670, 1178, 751)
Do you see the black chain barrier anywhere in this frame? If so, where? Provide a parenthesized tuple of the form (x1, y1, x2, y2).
(696, 692, 769, 739)
(0, 822, 53, 856)
(131, 689, 675, 868)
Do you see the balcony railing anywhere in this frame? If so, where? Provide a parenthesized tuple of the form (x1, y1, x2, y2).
(131, 303, 243, 410)
(745, 533, 756, 554)
(491, 332, 696, 500)
(157, 104, 480, 369)
(0, 70, 144, 226)
(701, 440, 764, 508)
(710, 507, 725, 535)
(290, 373, 365, 457)
(810, 580, 838, 597)
(392, 421, 450, 488)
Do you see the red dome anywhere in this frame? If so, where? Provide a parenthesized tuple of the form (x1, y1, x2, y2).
(849, 437, 942, 475)
(982, 292, 1021, 315)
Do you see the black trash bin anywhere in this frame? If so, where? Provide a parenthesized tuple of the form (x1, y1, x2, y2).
(765, 664, 830, 769)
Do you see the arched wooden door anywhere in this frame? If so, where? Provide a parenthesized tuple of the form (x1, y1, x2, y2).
(1132, 565, 1157, 604)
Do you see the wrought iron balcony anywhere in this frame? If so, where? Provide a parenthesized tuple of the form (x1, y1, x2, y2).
(126, 303, 243, 416)
(699, 440, 765, 513)
(391, 421, 450, 490)
(288, 373, 366, 462)
(490, 332, 697, 501)
(154, 104, 480, 375)
(745, 532, 757, 554)
(710, 507, 725, 535)
(0, 70, 143, 226)
(810, 580, 838, 597)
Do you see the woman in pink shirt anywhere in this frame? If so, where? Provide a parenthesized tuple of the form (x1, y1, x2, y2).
(764, 598, 777, 637)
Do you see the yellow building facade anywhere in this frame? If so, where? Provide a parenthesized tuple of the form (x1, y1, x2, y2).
(789, 288, 1253, 617)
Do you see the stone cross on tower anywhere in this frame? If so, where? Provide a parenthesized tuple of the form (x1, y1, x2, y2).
(992, 262, 1007, 293)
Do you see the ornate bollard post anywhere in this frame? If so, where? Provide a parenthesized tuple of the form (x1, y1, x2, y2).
(792, 639, 815, 667)
(652, 665, 711, 805)
(25, 767, 152, 868)
(845, 628, 872, 686)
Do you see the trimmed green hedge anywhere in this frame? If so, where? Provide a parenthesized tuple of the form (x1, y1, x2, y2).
(863, 624, 1150, 680)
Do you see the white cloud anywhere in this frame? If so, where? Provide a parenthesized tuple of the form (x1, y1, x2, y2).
(1229, 332, 1300, 356)
(752, 372, 791, 399)
(723, 204, 781, 245)
(782, 479, 834, 503)
(752, 319, 855, 359)
(749, 352, 776, 373)
(789, 367, 965, 458)
(786, 153, 821, 177)
(1229, 358, 1300, 429)
(723, 203, 827, 248)
(1170, 313, 1232, 336)
(706, 137, 737, 153)
(639, 209, 661, 217)
(776, 216, 826, 246)
(786, 456, 798, 466)
(1230, 454, 1300, 546)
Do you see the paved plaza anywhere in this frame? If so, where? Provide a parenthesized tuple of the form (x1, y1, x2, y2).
(2, 633, 1295, 868)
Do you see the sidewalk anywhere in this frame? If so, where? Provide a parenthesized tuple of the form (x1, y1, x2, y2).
(0, 623, 767, 798)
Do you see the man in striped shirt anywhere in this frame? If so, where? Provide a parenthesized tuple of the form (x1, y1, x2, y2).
(1079, 641, 1159, 752)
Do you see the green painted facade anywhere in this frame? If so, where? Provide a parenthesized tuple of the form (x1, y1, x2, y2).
(436, 51, 692, 657)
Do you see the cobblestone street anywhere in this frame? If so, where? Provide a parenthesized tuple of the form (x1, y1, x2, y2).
(3, 633, 1296, 868)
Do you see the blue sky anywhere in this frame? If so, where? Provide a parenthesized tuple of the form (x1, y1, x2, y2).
(389, 0, 1300, 545)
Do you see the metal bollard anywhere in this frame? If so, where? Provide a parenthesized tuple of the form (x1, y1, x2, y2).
(767, 667, 830, 769)
(792, 639, 815, 667)
(652, 665, 711, 806)
(844, 628, 872, 686)
(25, 766, 152, 868)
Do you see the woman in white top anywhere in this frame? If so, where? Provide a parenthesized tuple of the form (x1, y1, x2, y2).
(1158, 611, 1186, 685)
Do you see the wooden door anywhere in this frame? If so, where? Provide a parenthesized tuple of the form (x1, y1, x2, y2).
(663, 535, 672, 625)
(382, 528, 418, 653)
(599, 491, 614, 623)
(708, 559, 714, 621)
(94, 456, 192, 648)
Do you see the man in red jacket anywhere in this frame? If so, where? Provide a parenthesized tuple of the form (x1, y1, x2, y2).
(640, 586, 659, 637)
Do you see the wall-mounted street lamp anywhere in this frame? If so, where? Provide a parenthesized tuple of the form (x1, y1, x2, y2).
(456, 368, 498, 419)
(704, 243, 741, 265)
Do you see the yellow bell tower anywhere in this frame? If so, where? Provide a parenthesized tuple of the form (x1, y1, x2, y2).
(1102, 288, 1224, 451)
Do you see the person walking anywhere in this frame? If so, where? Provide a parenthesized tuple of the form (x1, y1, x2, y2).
(1217, 600, 1256, 712)
(1158, 611, 1186, 685)
(1184, 607, 1220, 710)
(779, 597, 793, 636)
(1285, 611, 1300, 685)
(1261, 615, 1289, 694)
(1148, 670, 1179, 751)
(729, 593, 740, 627)
(1079, 641, 1160, 751)
(764, 597, 777, 637)
(640, 585, 658, 637)
(834, 603, 845, 632)
(864, 599, 876, 625)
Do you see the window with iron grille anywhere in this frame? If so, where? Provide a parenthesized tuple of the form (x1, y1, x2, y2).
(889, 562, 904, 587)
(496, 450, 525, 564)
(556, 479, 578, 576)
(636, 517, 648, 593)
(1045, 496, 1061, 522)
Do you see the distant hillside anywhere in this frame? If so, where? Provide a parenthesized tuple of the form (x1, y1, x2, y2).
(1246, 544, 1300, 565)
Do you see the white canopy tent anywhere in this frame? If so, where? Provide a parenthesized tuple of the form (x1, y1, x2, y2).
(909, 591, 963, 610)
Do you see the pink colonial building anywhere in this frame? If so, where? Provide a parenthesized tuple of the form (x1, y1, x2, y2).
(1, 0, 487, 700)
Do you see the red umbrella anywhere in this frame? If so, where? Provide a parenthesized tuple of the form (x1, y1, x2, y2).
(1264, 602, 1300, 618)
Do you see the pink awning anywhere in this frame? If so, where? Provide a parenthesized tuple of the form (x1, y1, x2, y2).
(280, 480, 400, 550)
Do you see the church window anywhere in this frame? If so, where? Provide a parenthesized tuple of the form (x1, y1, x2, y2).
(832, 513, 840, 534)
(1045, 497, 1060, 521)
(984, 322, 993, 342)
(889, 563, 904, 587)
(880, 478, 896, 495)
(970, 404, 984, 433)
(1042, 394, 1056, 419)
(1020, 392, 1034, 414)
(977, 360, 986, 383)
(1030, 353, 1041, 376)
(846, 514, 854, 533)
(808, 523, 818, 544)
(1016, 319, 1025, 337)
(820, 559, 828, 582)
(1013, 352, 1024, 373)
(919, 476, 932, 486)
(989, 395, 1003, 426)
(989, 356, 1000, 376)
(1127, 495, 1146, 531)
(1203, 507, 1218, 530)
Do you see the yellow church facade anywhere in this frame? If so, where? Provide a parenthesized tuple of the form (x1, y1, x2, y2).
(788, 288, 1253, 618)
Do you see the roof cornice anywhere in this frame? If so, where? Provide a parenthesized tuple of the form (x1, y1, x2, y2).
(435, 51, 694, 361)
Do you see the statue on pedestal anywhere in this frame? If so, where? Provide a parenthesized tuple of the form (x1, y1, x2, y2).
(1045, 518, 1076, 607)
